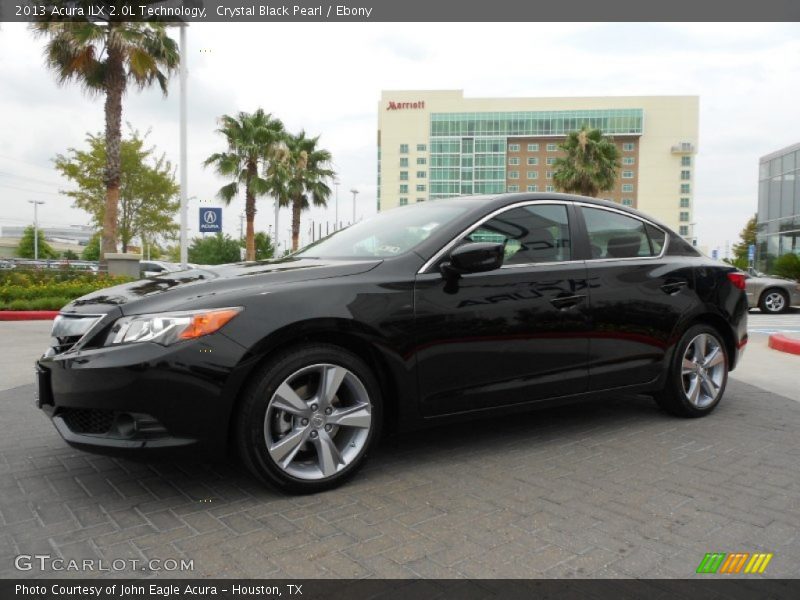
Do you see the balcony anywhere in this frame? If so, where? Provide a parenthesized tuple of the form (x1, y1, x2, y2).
(671, 142, 696, 154)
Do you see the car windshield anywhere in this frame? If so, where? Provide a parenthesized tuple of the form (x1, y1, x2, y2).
(295, 203, 468, 259)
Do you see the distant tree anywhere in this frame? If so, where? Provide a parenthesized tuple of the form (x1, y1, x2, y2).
(16, 226, 58, 259)
(81, 233, 101, 261)
(62, 249, 79, 260)
(730, 214, 757, 270)
(188, 233, 241, 265)
(54, 130, 180, 253)
(240, 231, 275, 261)
(552, 127, 620, 197)
(33, 18, 179, 259)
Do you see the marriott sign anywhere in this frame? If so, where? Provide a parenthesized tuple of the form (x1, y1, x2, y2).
(386, 101, 426, 111)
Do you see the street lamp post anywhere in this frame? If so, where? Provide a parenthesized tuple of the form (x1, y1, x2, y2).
(334, 180, 340, 231)
(28, 200, 45, 260)
(350, 188, 359, 223)
(178, 23, 189, 269)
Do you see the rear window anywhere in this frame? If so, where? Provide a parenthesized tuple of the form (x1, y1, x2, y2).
(582, 207, 665, 259)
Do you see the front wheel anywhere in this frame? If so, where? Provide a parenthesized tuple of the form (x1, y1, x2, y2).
(759, 289, 789, 314)
(654, 325, 729, 418)
(236, 344, 382, 493)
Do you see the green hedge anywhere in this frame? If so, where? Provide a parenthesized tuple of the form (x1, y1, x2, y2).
(0, 269, 132, 311)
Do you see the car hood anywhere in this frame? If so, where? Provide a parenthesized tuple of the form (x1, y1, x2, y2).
(60, 257, 382, 316)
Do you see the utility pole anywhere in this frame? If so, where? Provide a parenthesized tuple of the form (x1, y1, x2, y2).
(239, 213, 245, 240)
(334, 180, 340, 230)
(28, 200, 45, 260)
(178, 23, 189, 269)
(351, 188, 359, 223)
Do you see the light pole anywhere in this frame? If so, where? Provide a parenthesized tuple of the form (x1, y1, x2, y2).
(28, 200, 45, 260)
(350, 188, 359, 223)
(178, 22, 189, 269)
(334, 179, 340, 230)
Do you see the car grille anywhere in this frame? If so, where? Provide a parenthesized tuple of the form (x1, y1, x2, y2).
(52, 335, 84, 354)
(50, 315, 102, 354)
(61, 408, 114, 435)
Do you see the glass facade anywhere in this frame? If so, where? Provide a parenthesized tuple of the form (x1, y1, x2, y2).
(428, 109, 644, 200)
(757, 143, 800, 271)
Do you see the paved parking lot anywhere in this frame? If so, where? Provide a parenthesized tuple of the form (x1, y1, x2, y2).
(1, 319, 799, 579)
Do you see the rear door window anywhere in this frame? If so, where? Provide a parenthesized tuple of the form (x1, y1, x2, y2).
(581, 207, 665, 259)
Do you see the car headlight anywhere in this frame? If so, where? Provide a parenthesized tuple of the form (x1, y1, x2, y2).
(107, 307, 242, 346)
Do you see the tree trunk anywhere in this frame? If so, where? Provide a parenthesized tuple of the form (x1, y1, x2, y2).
(245, 163, 257, 261)
(291, 197, 301, 251)
(101, 37, 125, 262)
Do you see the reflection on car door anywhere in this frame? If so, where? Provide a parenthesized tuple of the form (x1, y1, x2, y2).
(578, 204, 695, 390)
(413, 202, 590, 416)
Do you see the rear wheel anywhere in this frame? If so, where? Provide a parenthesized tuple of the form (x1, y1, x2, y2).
(759, 288, 789, 314)
(236, 344, 382, 493)
(654, 324, 728, 418)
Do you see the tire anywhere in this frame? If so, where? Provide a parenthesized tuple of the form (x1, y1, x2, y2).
(654, 324, 729, 418)
(236, 344, 382, 494)
(759, 288, 789, 314)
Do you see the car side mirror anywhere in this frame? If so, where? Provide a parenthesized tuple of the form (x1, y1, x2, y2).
(441, 242, 505, 277)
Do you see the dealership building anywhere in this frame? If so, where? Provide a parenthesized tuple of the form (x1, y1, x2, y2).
(757, 142, 800, 270)
(377, 90, 699, 238)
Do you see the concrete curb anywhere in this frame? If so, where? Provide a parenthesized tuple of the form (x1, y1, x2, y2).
(768, 333, 800, 356)
(0, 311, 59, 321)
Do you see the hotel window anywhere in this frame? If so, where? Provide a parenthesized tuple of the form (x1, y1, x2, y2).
(681, 156, 691, 166)
(416, 184, 426, 192)
(400, 157, 408, 167)
(416, 144, 427, 152)
(546, 157, 556, 165)
(546, 143, 558, 152)
(507, 185, 519, 192)
(680, 183, 690, 193)
(680, 197, 690, 208)
(623, 143, 635, 151)
(622, 183, 634, 192)
(399, 171, 408, 181)
(622, 198, 633, 206)
(527, 143, 539, 152)
(416, 157, 426, 165)
(400, 144, 409, 154)
(679, 225, 689, 236)
(622, 157, 635, 165)
(508, 143, 520, 152)
(680, 212, 690, 222)
(508, 171, 519, 179)
(546, 171, 553, 179)
(508, 157, 520, 166)
(527, 185, 539, 192)
(399, 197, 408, 206)
(527, 171, 538, 179)
(527, 157, 538, 165)
(681, 170, 691, 180)
(546, 185, 555, 192)
(622, 170, 634, 179)
(417, 171, 427, 179)
(399, 184, 408, 193)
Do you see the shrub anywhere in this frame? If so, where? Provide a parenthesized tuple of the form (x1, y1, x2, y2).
(0, 269, 131, 310)
(773, 253, 800, 281)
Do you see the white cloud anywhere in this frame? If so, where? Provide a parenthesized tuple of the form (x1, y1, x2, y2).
(1, 22, 798, 253)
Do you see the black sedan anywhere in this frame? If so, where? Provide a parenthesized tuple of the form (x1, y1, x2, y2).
(36, 194, 748, 493)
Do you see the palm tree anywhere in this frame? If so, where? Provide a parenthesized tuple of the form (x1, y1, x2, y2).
(552, 127, 621, 197)
(204, 110, 286, 260)
(272, 132, 335, 251)
(32, 18, 179, 260)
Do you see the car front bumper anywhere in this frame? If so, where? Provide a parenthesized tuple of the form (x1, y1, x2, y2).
(36, 332, 250, 455)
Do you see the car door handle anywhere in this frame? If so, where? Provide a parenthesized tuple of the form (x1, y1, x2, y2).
(661, 280, 688, 295)
(550, 294, 586, 310)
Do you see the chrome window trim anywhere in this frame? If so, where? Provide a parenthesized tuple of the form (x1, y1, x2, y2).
(417, 200, 573, 275)
(575, 202, 669, 261)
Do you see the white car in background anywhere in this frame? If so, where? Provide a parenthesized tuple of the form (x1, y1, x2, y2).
(745, 268, 800, 314)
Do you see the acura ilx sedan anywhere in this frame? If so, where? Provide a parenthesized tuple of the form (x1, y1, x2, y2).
(36, 194, 748, 493)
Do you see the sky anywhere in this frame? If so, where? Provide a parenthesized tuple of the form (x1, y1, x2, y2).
(1, 22, 799, 254)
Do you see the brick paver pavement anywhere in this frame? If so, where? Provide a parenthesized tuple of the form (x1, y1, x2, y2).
(1, 380, 798, 578)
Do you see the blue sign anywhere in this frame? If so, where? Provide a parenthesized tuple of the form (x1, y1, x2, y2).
(711, 249, 718, 260)
(748, 244, 756, 261)
(199, 207, 222, 233)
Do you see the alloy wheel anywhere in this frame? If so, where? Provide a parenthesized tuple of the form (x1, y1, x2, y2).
(681, 333, 726, 409)
(763, 291, 786, 313)
(264, 363, 372, 480)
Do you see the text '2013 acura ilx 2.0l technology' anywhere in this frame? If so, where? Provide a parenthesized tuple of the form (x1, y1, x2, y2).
(36, 194, 748, 493)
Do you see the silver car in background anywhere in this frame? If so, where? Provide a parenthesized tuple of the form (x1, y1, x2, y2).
(745, 268, 800, 314)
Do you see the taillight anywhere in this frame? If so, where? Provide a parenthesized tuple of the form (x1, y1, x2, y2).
(727, 272, 747, 290)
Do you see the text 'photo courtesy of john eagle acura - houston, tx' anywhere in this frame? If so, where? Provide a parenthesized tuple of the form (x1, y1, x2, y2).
(35, 193, 748, 493)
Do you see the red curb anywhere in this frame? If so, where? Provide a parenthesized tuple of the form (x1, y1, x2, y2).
(768, 333, 800, 356)
(0, 311, 59, 321)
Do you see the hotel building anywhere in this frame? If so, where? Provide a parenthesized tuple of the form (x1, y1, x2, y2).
(377, 90, 699, 239)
